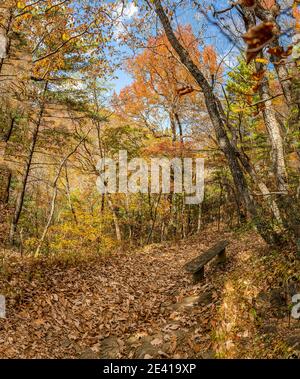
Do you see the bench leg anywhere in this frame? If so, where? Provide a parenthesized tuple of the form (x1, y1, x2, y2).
(193, 267, 204, 283)
(217, 248, 226, 264)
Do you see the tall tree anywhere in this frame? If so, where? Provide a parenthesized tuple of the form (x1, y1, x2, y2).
(148, 0, 279, 244)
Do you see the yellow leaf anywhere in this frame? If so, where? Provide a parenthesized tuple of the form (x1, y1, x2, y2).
(62, 33, 69, 41)
(17, 1, 25, 8)
(255, 58, 269, 64)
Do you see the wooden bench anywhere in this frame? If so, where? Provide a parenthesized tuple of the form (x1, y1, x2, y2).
(184, 240, 229, 282)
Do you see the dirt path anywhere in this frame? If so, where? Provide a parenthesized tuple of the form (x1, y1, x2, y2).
(0, 226, 277, 358)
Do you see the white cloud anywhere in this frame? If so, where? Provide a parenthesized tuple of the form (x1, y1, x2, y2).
(113, 2, 138, 38)
(115, 2, 138, 20)
(124, 2, 138, 18)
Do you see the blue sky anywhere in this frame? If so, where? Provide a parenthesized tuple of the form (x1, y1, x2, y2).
(113, 69, 134, 93)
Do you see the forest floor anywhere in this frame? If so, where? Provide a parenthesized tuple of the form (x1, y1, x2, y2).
(0, 224, 300, 359)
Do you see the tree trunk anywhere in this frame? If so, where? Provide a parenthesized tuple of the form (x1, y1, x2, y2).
(0, 7, 12, 74)
(174, 112, 184, 143)
(240, 5, 288, 193)
(9, 82, 48, 245)
(169, 111, 177, 142)
(65, 164, 78, 225)
(259, 70, 288, 193)
(35, 134, 87, 256)
(0, 6, 28, 212)
(107, 197, 122, 242)
(235, 147, 282, 225)
(254, 2, 292, 105)
(197, 203, 202, 232)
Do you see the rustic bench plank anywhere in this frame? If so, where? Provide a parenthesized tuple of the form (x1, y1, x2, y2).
(184, 240, 229, 282)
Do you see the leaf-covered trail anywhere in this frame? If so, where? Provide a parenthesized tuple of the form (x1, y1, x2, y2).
(0, 226, 266, 358)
